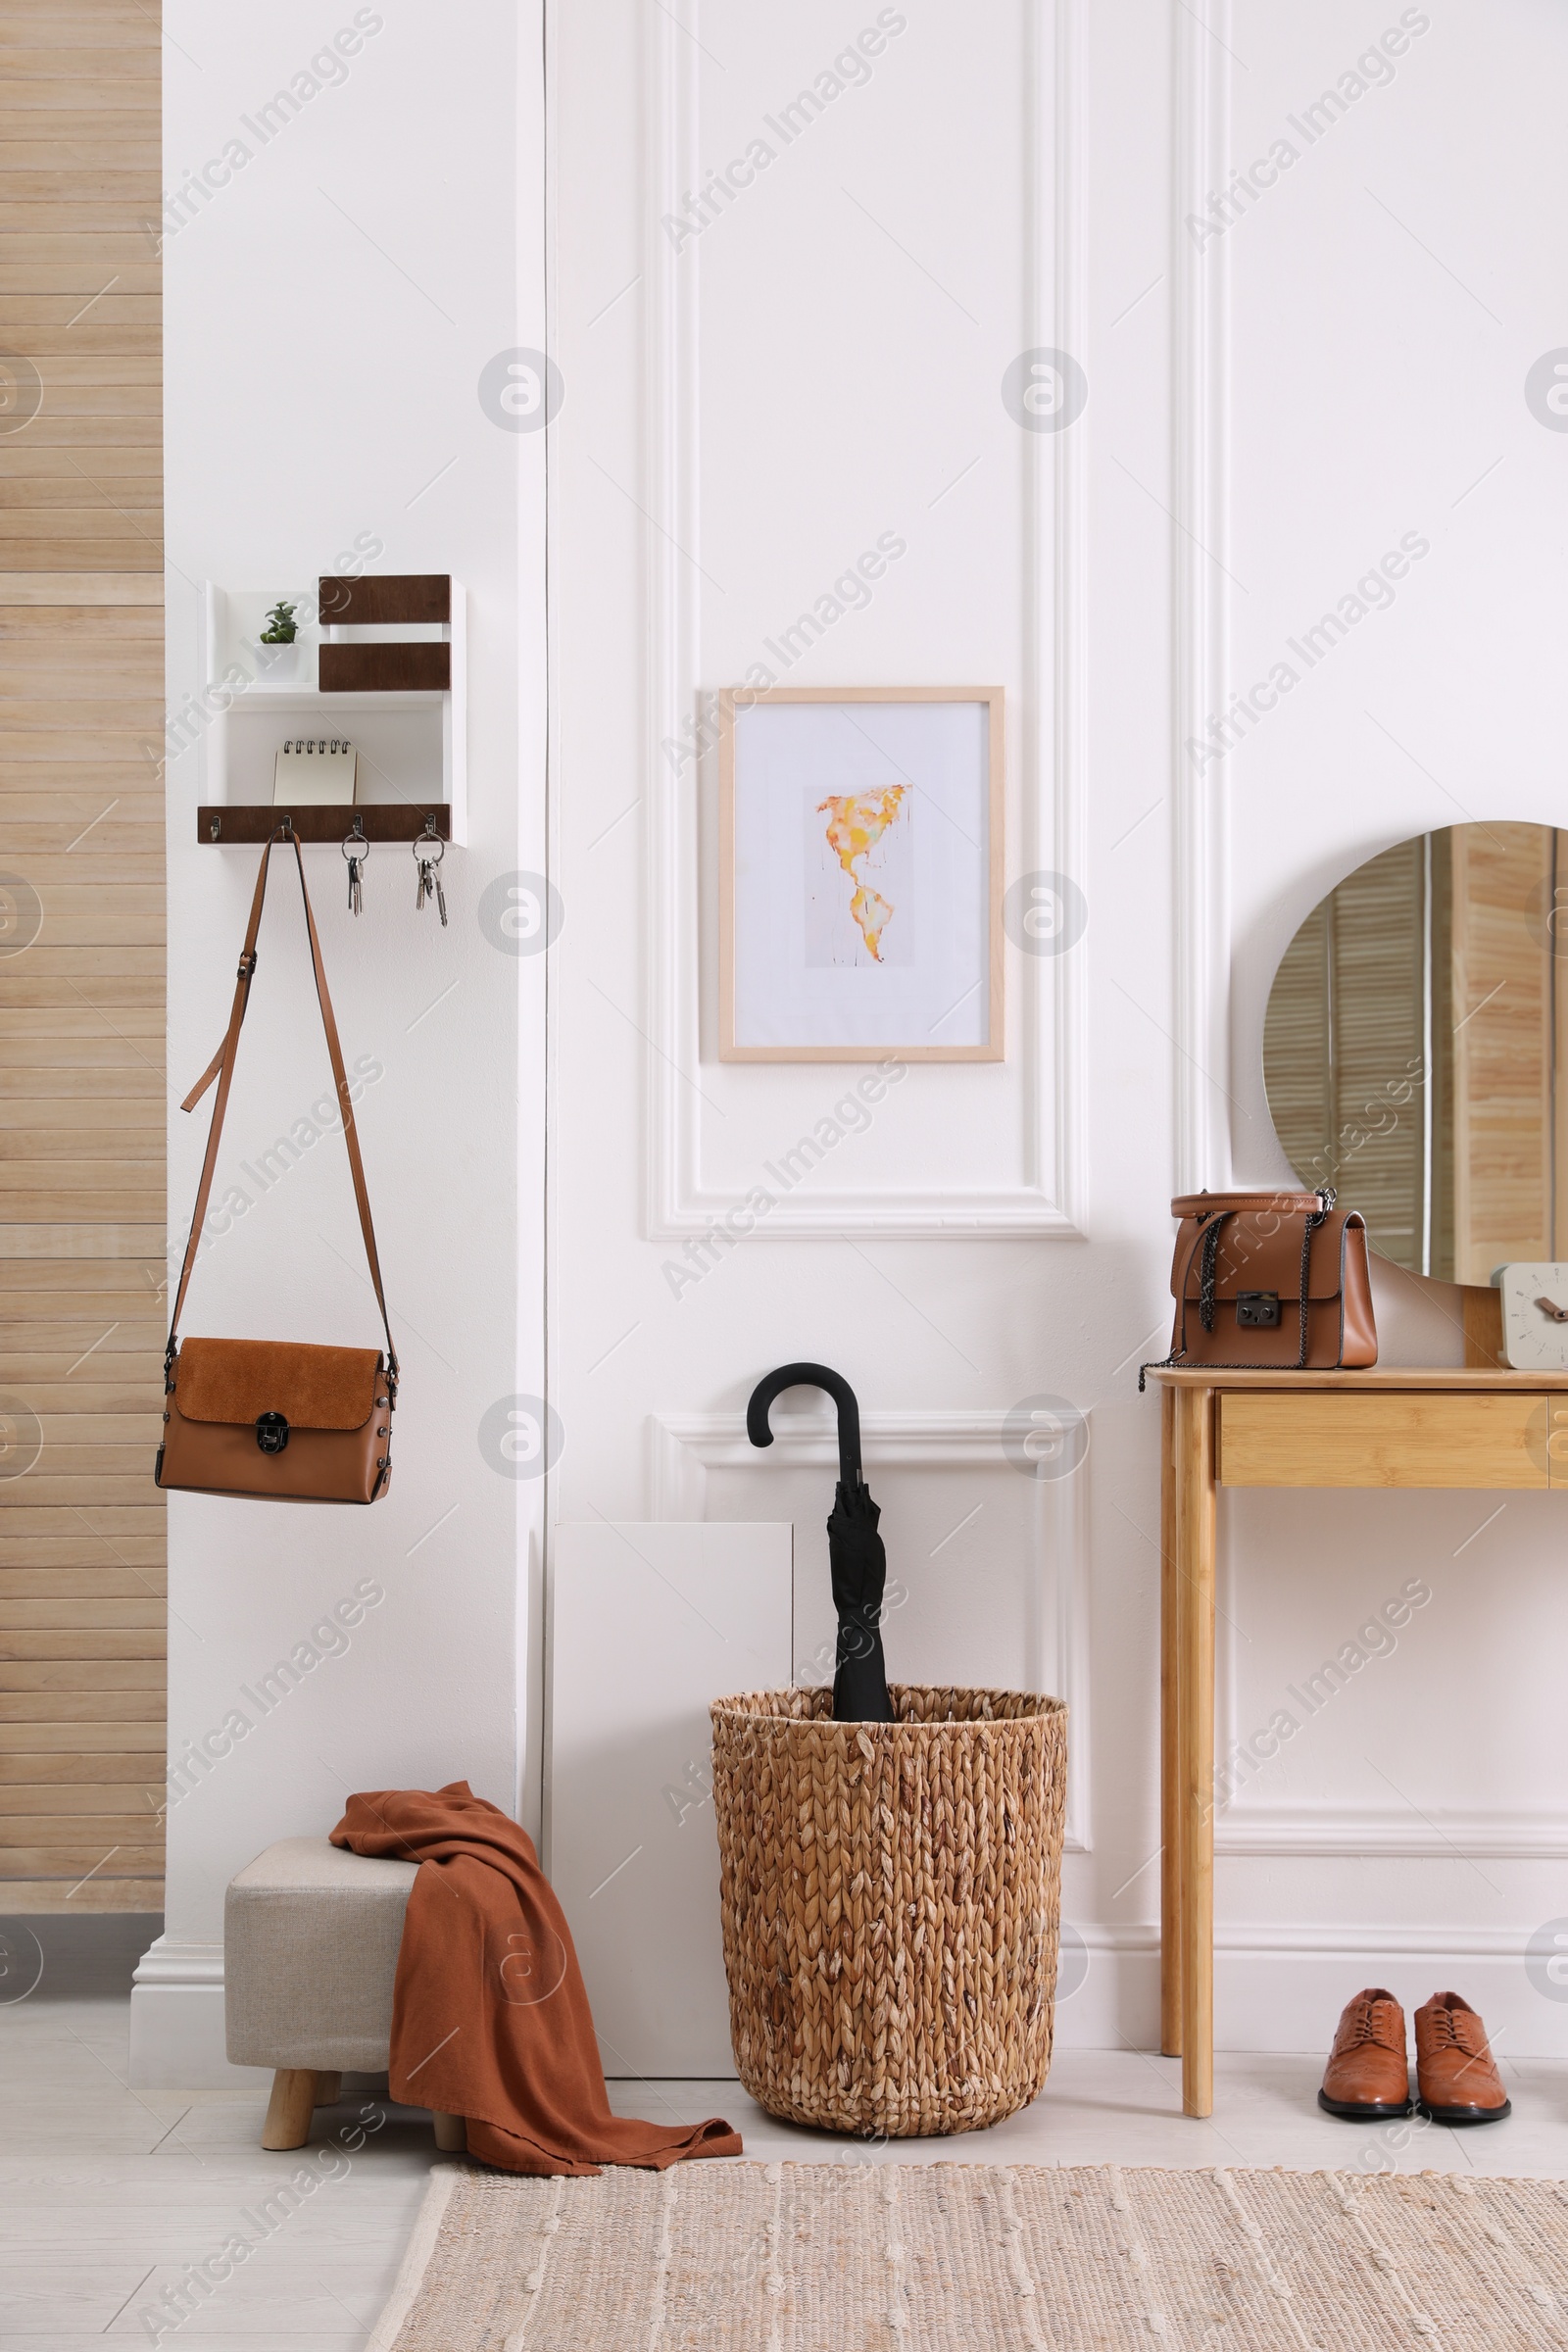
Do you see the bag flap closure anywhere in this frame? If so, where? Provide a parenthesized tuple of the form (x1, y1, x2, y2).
(1172, 1211, 1355, 1304)
(173, 1338, 382, 1431)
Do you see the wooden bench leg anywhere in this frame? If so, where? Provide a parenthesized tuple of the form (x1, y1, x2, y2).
(262, 2068, 319, 2150)
(432, 2112, 466, 2152)
(313, 2072, 342, 2107)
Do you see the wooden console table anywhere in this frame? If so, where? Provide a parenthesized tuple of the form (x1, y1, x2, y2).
(1147, 1365, 1568, 2118)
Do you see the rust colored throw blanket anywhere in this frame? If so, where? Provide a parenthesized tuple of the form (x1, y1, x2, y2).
(331, 1782, 741, 2178)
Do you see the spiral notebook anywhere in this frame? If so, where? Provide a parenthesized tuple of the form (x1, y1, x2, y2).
(272, 739, 357, 806)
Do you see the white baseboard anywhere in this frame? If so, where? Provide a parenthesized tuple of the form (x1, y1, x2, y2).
(128, 1935, 266, 2089)
(1054, 1924, 1568, 2060)
(124, 1924, 1568, 2084)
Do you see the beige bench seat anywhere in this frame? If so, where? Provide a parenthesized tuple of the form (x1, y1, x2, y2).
(225, 1836, 463, 2152)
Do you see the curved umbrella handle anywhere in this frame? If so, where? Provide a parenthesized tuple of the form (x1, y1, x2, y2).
(746, 1362, 862, 1490)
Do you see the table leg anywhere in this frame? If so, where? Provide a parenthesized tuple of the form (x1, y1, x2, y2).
(1159, 1382, 1182, 2058)
(1175, 1384, 1216, 2119)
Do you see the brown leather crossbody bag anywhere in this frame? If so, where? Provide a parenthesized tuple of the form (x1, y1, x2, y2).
(1140, 1188, 1377, 1391)
(156, 831, 398, 1504)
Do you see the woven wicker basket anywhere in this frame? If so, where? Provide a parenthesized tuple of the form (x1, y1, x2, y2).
(710, 1683, 1067, 2138)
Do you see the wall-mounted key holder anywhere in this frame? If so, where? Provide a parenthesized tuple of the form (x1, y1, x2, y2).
(202, 805, 449, 844)
(197, 575, 466, 846)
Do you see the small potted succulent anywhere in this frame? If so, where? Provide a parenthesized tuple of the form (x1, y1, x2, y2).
(253, 599, 304, 682)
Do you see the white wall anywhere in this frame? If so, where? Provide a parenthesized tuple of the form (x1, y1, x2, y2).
(144, 0, 1568, 2083)
(1216, 0, 1568, 2034)
(135, 0, 547, 2082)
(551, 0, 1568, 2060)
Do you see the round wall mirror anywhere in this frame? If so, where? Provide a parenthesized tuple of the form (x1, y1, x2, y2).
(1263, 822, 1567, 1282)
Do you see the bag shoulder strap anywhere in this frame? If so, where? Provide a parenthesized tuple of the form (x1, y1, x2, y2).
(166, 829, 398, 1405)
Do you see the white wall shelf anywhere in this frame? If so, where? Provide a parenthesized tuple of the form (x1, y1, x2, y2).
(200, 576, 467, 843)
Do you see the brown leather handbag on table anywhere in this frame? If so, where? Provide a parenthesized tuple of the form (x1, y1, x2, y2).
(156, 829, 398, 1503)
(1139, 1188, 1377, 1390)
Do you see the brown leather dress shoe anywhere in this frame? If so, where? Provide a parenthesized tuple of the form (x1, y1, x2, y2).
(1317, 1986, 1411, 2119)
(1414, 1991, 1511, 2124)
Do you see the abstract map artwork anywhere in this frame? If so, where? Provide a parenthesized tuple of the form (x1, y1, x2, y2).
(808, 786, 911, 965)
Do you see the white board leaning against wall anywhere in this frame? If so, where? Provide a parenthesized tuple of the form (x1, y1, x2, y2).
(548, 1522, 793, 2077)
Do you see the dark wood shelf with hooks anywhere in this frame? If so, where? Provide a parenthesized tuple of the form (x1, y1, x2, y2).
(197, 806, 451, 845)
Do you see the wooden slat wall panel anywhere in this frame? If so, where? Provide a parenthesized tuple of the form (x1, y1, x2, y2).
(1262, 899, 1332, 1190)
(0, 0, 164, 1911)
(1451, 823, 1555, 1285)
(1262, 842, 1427, 1269)
(1326, 841, 1425, 1271)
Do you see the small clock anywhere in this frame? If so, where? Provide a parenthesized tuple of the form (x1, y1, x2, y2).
(1495, 1263, 1568, 1369)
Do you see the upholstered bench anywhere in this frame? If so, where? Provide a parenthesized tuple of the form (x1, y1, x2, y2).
(225, 1836, 465, 2152)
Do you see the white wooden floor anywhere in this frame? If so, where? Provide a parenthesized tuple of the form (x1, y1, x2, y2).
(6, 1994, 1568, 2348)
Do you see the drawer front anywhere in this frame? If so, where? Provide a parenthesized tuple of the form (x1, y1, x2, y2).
(1218, 1393, 1550, 1489)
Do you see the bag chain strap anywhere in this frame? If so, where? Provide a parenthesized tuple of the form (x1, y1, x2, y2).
(1197, 1218, 1224, 1333)
(1295, 1191, 1335, 1365)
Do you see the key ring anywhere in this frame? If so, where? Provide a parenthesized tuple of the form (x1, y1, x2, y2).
(341, 816, 371, 869)
(413, 817, 444, 870)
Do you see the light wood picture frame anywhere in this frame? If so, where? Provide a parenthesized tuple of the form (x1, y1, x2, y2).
(718, 685, 1004, 1063)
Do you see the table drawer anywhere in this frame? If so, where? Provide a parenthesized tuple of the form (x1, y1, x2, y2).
(1218, 1392, 1553, 1488)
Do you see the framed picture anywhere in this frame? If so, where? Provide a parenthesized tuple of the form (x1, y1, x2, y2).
(718, 685, 1004, 1062)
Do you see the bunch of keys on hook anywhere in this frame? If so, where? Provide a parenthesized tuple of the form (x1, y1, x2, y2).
(414, 821, 448, 926)
(341, 817, 369, 916)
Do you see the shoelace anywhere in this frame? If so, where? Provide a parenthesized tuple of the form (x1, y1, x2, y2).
(1347, 2002, 1396, 2053)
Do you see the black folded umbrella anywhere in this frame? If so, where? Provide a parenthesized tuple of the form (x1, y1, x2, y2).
(747, 1362, 895, 1724)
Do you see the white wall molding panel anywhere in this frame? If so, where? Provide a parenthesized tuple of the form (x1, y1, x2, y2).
(1171, 0, 1232, 1198)
(1215, 1808, 1568, 1862)
(642, 0, 1089, 1240)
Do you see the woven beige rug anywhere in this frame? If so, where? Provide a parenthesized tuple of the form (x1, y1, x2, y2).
(366, 2158, 1568, 2350)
